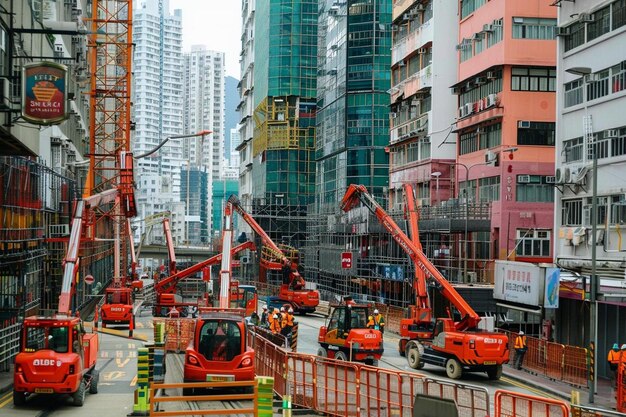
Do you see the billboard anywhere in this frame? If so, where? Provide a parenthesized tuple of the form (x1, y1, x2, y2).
(22, 62, 69, 125)
(377, 264, 405, 282)
(544, 267, 560, 309)
(493, 260, 544, 306)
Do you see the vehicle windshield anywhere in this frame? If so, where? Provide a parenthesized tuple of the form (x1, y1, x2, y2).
(24, 325, 69, 353)
(106, 290, 130, 304)
(197, 320, 242, 361)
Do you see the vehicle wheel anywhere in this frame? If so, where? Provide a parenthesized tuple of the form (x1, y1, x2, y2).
(101, 321, 107, 329)
(316, 347, 327, 358)
(13, 390, 26, 406)
(406, 343, 424, 370)
(445, 358, 463, 379)
(334, 351, 348, 361)
(73, 380, 86, 406)
(89, 370, 99, 394)
(487, 364, 502, 380)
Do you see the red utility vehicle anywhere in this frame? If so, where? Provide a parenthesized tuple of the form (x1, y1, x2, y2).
(341, 185, 509, 380)
(100, 287, 135, 336)
(317, 299, 384, 365)
(228, 195, 319, 314)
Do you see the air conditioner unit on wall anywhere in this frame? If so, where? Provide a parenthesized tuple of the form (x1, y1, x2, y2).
(518, 175, 531, 183)
(603, 129, 619, 138)
(545, 176, 556, 184)
(579, 13, 594, 23)
(556, 26, 570, 36)
(555, 167, 568, 184)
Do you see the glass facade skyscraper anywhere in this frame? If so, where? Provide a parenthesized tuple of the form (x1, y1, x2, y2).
(316, 0, 392, 210)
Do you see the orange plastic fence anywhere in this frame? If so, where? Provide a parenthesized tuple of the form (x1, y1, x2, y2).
(500, 330, 587, 388)
(494, 390, 569, 417)
(618, 362, 626, 413)
(252, 332, 288, 396)
(153, 318, 195, 352)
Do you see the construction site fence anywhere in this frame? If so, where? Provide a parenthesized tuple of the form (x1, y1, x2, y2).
(500, 330, 588, 387)
(153, 318, 195, 353)
(0, 317, 20, 371)
(249, 328, 579, 417)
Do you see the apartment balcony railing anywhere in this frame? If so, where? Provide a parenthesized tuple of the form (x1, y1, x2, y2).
(390, 112, 429, 145)
(392, 19, 433, 64)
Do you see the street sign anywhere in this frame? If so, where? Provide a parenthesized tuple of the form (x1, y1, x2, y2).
(341, 252, 352, 269)
(84, 274, 95, 285)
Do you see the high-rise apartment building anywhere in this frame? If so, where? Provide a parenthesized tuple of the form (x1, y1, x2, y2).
(182, 46, 225, 237)
(554, 0, 626, 376)
(237, 0, 256, 238)
(388, 1, 458, 207)
(132, 0, 184, 241)
(453, 1, 556, 284)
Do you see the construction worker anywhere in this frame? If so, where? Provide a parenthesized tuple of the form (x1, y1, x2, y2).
(282, 307, 295, 338)
(260, 307, 269, 327)
(608, 343, 620, 387)
(514, 331, 527, 370)
(372, 309, 385, 334)
(269, 313, 281, 334)
(250, 311, 260, 326)
(366, 315, 375, 329)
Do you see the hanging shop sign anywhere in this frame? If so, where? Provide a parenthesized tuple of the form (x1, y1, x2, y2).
(22, 62, 69, 125)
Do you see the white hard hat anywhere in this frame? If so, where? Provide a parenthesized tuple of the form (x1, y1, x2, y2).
(288, 308, 294, 313)
(518, 331, 524, 335)
(280, 306, 286, 312)
(273, 314, 279, 319)
(373, 309, 379, 314)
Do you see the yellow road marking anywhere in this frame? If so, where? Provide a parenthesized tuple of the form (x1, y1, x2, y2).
(130, 375, 137, 387)
(0, 392, 13, 409)
(102, 371, 126, 381)
(135, 322, 144, 328)
(116, 357, 131, 368)
(501, 376, 561, 400)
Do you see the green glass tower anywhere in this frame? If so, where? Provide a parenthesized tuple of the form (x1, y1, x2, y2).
(252, 0, 318, 207)
(316, 0, 392, 211)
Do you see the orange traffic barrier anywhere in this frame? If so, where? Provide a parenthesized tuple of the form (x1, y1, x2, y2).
(562, 345, 588, 387)
(546, 342, 565, 381)
(153, 318, 195, 352)
(494, 390, 569, 417)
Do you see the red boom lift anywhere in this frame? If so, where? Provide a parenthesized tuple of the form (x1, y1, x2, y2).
(227, 195, 319, 314)
(13, 151, 137, 405)
(341, 185, 509, 380)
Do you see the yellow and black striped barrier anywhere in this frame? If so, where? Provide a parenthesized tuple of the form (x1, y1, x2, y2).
(290, 323, 298, 352)
(130, 347, 150, 416)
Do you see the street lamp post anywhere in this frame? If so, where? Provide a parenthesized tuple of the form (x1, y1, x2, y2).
(566, 66, 597, 403)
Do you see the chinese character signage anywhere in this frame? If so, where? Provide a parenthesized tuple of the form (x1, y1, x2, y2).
(22, 62, 69, 125)
(493, 260, 542, 306)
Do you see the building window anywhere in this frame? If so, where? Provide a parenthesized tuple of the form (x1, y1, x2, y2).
(511, 67, 556, 92)
(564, 21, 585, 52)
(516, 175, 554, 202)
(562, 199, 582, 226)
(460, 131, 478, 155)
(612, 62, 626, 93)
(479, 123, 502, 150)
(478, 176, 500, 202)
(611, 194, 626, 224)
(512, 17, 556, 39)
(516, 229, 551, 257)
(459, 179, 477, 202)
(587, 69, 610, 101)
(461, 0, 487, 19)
(564, 79, 583, 107)
(587, 6, 611, 42)
(517, 122, 555, 146)
(487, 20, 504, 47)
(614, 0, 626, 30)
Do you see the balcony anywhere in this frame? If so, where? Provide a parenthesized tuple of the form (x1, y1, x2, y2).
(392, 19, 433, 64)
(390, 111, 429, 145)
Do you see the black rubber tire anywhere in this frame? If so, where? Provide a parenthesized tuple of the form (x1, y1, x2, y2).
(334, 351, 348, 361)
(72, 380, 86, 406)
(316, 346, 327, 358)
(407, 343, 425, 370)
(89, 370, 99, 394)
(445, 358, 463, 379)
(487, 364, 503, 380)
(13, 390, 26, 406)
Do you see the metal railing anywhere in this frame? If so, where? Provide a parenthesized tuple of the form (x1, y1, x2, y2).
(0, 319, 20, 371)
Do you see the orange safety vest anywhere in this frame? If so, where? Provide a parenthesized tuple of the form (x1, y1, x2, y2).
(270, 318, 282, 333)
(374, 314, 385, 327)
(366, 316, 375, 328)
(514, 335, 527, 349)
(609, 349, 620, 364)
(283, 313, 294, 327)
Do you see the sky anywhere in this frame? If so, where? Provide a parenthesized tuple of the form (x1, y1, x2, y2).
(168, 0, 242, 79)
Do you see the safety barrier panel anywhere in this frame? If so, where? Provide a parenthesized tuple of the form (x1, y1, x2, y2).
(494, 390, 570, 417)
(148, 380, 259, 416)
(0, 318, 19, 371)
(562, 346, 588, 387)
(499, 330, 588, 388)
(571, 404, 625, 417)
(153, 318, 195, 352)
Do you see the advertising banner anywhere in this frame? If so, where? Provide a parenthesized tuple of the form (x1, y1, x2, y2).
(494, 260, 544, 306)
(22, 62, 69, 125)
(544, 267, 560, 308)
